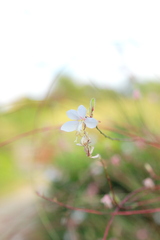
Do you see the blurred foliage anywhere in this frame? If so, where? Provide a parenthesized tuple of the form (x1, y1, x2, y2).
(138, 81, 160, 95)
(0, 76, 160, 239)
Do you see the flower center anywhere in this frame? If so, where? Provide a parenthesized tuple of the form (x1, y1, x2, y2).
(79, 116, 87, 121)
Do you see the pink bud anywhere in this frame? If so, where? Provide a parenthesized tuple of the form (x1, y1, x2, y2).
(111, 154, 121, 166)
(100, 194, 113, 209)
(133, 89, 141, 100)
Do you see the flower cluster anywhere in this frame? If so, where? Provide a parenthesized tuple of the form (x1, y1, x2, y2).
(61, 101, 99, 158)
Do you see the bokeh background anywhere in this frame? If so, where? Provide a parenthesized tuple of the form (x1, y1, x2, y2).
(0, 1, 160, 240)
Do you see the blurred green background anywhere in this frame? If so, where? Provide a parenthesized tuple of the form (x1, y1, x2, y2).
(0, 77, 160, 240)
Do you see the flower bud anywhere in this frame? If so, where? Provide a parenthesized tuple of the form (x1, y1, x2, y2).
(89, 98, 95, 118)
(145, 163, 153, 174)
(100, 194, 113, 209)
(143, 178, 155, 189)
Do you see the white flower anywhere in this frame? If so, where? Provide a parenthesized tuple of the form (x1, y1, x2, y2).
(61, 105, 98, 132)
(143, 178, 155, 189)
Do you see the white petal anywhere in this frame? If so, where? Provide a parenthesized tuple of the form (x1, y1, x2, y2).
(85, 118, 98, 128)
(61, 121, 79, 132)
(77, 105, 87, 118)
(67, 110, 79, 120)
(91, 154, 100, 159)
(77, 121, 83, 132)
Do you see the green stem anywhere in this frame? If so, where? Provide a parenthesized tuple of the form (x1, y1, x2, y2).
(100, 159, 118, 207)
(96, 126, 132, 142)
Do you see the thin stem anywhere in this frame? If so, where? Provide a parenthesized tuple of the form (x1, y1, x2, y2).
(102, 186, 146, 240)
(100, 159, 118, 207)
(102, 209, 117, 240)
(100, 159, 132, 210)
(96, 126, 133, 142)
(113, 207, 160, 216)
(96, 126, 160, 150)
(36, 192, 106, 216)
(0, 125, 57, 148)
(137, 196, 160, 207)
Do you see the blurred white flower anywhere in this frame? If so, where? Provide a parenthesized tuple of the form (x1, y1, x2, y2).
(70, 211, 87, 224)
(143, 178, 155, 189)
(61, 105, 98, 132)
(44, 167, 62, 182)
(90, 161, 103, 175)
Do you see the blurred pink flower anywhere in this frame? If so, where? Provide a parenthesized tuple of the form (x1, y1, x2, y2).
(86, 183, 99, 197)
(100, 194, 113, 209)
(135, 139, 146, 149)
(136, 228, 148, 240)
(111, 154, 121, 166)
(133, 89, 141, 100)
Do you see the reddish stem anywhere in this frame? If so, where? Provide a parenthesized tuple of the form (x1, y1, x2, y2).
(113, 208, 160, 216)
(36, 192, 106, 216)
(0, 125, 57, 148)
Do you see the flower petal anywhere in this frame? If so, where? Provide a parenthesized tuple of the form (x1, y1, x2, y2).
(77, 105, 87, 118)
(77, 121, 83, 132)
(85, 118, 98, 128)
(67, 110, 79, 120)
(61, 121, 79, 132)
